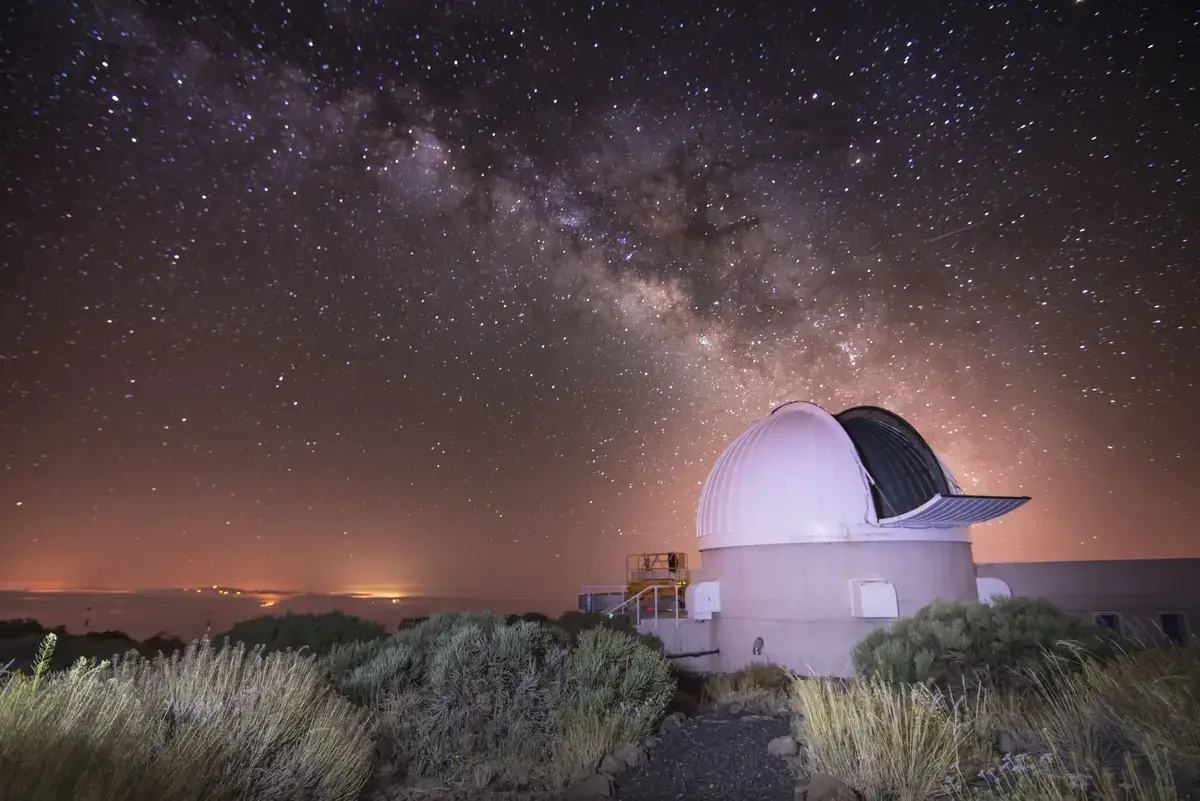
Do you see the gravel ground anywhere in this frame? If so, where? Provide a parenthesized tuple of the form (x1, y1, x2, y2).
(615, 713, 796, 801)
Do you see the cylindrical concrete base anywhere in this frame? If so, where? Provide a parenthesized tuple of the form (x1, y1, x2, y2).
(698, 539, 978, 677)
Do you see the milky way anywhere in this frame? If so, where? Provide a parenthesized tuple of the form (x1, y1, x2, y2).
(1, 0, 1197, 601)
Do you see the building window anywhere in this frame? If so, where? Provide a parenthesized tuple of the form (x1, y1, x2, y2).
(1159, 612, 1189, 646)
(1093, 612, 1122, 634)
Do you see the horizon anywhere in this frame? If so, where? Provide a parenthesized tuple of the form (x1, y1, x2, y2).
(6, 551, 1199, 598)
(0, 587, 573, 641)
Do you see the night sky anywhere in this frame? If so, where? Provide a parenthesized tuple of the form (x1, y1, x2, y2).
(2, 0, 1197, 603)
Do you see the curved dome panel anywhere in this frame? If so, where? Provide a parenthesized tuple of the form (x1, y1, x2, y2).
(696, 401, 1030, 549)
(697, 402, 873, 548)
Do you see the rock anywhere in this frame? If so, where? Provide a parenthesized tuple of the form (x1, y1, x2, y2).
(728, 702, 744, 715)
(566, 772, 612, 798)
(613, 743, 648, 769)
(781, 754, 805, 777)
(410, 776, 444, 792)
(795, 772, 860, 801)
(768, 734, 799, 757)
(641, 736, 659, 751)
(658, 715, 680, 735)
(598, 754, 623, 776)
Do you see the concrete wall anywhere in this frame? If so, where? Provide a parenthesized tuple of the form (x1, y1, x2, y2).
(699, 540, 977, 677)
(637, 618, 717, 673)
(977, 559, 1200, 644)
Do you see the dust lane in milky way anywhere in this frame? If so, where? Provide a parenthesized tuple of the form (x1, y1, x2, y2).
(1, 0, 1196, 599)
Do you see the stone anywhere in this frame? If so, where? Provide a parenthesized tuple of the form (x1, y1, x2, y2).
(727, 702, 744, 715)
(613, 743, 648, 769)
(658, 715, 680, 735)
(597, 754, 622, 776)
(565, 772, 612, 798)
(410, 776, 444, 792)
(795, 772, 860, 801)
(768, 734, 799, 757)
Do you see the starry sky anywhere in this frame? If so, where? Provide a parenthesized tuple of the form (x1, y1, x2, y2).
(1, 0, 1197, 604)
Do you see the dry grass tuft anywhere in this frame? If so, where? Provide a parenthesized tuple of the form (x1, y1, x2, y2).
(798, 643, 1200, 801)
(792, 674, 973, 801)
(704, 662, 794, 715)
(0, 633, 375, 801)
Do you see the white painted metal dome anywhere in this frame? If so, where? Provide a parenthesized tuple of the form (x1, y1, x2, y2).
(696, 401, 1029, 549)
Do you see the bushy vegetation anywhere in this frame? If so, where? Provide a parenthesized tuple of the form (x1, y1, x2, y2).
(323, 611, 675, 789)
(1, 609, 676, 796)
(793, 642, 1200, 800)
(852, 597, 1120, 692)
(0, 633, 374, 801)
(703, 662, 794, 715)
(215, 610, 388, 656)
(795, 675, 973, 801)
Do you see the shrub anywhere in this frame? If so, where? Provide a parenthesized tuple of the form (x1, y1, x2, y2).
(996, 645, 1200, 788)
(323, 611, 501, 706)
(792, 674, 973, 801)
(568, 627, 676, 739)
(703, 662, 794, 715)
(381, 620, 570, 788)
(504, 611, 552, 626)
(852, 597, 1119, 693)
(216, 610, 387, 656)
(0, 633, 375, 801)
(335, 613, 674, 790)
(1092, 645, 1200, 782)
(554, 610, 636, 644)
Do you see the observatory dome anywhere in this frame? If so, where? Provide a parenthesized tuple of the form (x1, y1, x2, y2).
(696, 401, 1029, 550)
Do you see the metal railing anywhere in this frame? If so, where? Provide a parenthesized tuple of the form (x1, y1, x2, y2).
(577, 585, 628, 614)
(606, 584, 686, 627)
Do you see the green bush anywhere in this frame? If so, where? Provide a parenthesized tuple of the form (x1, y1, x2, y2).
(569, 627, 676, 737)
(323, 611, 501, 706)
(216, 610, 387, 656)
(504, 611, 552, 626)
(0, 633, 374, 801)
(385, 620, 570, 787)
(328, 612, 674, 789)
(853, 597, 1119, 692)
(553, 610, 635, 644)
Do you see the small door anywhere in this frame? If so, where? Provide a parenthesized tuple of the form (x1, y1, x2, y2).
(1160, 612, 1189, 646)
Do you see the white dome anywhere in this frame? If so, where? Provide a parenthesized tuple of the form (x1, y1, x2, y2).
(696, 401, 1030, 549)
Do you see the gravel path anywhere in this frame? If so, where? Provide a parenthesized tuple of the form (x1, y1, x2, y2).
(615, 713, 796, 801)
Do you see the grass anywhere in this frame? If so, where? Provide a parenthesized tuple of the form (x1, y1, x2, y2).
(0, 613, 677, 798)
(0, 632, 375, 801)
(703, 662, 794, 715)
(349, 617, 676, 790)
(793, 674, 974, 801)
(791, 644, 1200, 801)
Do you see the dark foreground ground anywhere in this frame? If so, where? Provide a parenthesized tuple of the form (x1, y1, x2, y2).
(615, 712, 795, 801)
